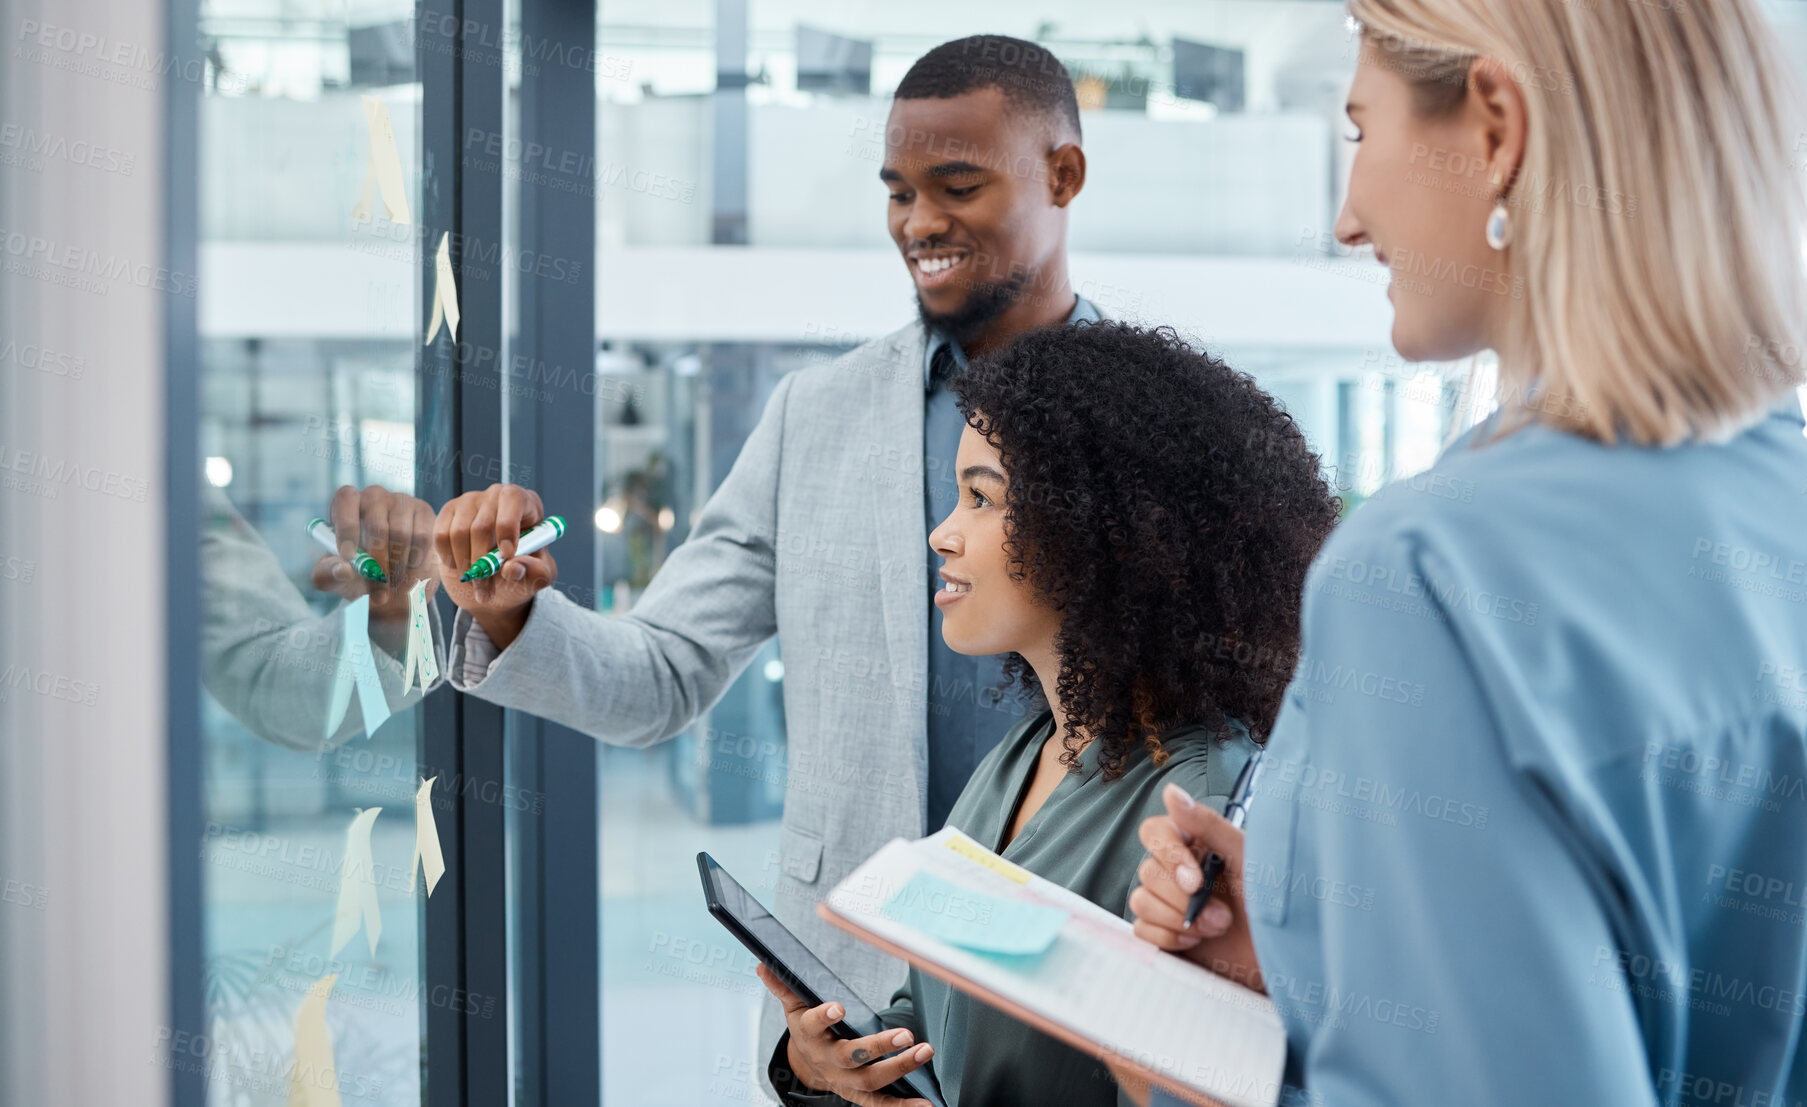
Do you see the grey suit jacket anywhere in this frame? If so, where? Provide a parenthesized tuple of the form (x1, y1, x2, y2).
(447, 320, 942, 1066)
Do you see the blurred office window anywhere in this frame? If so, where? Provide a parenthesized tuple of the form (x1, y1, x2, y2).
(195, 1, 431, 1103)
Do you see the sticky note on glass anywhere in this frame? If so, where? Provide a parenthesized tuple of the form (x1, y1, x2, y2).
(323, 594, 392, 741)
(400, 579, 438, 694)
(881, 871, 1067, 957)
(409, 776, 445, 897)
(352, 94, 411, 225)
(424, 232, 459, 346)
(330, 807, 383, 959)
(290, 973, 343, 1107)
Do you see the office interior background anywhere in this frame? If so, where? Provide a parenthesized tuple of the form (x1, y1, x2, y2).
(3, 0, 1807, 1103)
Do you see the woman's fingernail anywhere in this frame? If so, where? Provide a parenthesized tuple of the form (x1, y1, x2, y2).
(1165, 783, 1196, 808)
(1178, 865, 1201, 891)
(826, 1005, 843, 1021)
(916, 1044, 933, 1060)
(893, 1030, 912, 1047)
(1202, 900, 1232, 930)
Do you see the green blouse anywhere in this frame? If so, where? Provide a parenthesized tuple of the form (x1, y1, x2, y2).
(879, 707, 1260, 1107)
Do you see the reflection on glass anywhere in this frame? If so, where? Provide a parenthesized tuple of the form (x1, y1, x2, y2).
(196, 2, 440, 1103)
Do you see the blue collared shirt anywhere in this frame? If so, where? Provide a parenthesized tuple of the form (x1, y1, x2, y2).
(920, 295, 1100, 832)
(1155, 397, 1807, 1106)
(921, 294, 1104, 385)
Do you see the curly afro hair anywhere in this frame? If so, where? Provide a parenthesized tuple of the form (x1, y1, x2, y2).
(952, 321, 1340, 779)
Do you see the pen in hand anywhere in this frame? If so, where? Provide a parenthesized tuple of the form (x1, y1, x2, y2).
(1182, 750, 1263, 930)
(460, 515, 566, 581)
(308, 517, 387, 582)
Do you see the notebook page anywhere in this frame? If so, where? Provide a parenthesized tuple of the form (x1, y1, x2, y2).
(825, 830, 1287, 1107)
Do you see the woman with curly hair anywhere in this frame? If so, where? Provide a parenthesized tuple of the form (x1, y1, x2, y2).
(760, 321, 1340, 1107)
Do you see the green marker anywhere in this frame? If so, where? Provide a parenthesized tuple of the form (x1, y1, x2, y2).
(307, 517, 388, 583)
(462, 515, 565, 581)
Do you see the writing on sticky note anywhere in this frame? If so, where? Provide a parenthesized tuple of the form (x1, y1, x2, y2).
(882, 871, 1067, 957)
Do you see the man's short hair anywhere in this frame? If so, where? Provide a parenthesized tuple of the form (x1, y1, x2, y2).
(894, 35, 1082, 144)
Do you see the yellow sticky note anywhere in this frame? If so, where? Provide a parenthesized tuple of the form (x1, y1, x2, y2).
(424, 232, 460, 345)
(288, 974, 343, 1107)
(409, 776, 445, 897)
(945, 833, 1032, 885)
(351, 94, 411, 225)
(330, 808, 383, 959)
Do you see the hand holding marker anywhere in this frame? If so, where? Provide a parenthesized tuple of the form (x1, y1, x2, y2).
(308, 517, 388, 583)
(461, 515, 566, 582)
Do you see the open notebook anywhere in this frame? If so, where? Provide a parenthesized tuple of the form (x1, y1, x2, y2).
(817, 827, 1287, 1107)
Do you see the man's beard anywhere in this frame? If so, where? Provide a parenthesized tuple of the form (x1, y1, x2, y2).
(917, 271, 1028, 350)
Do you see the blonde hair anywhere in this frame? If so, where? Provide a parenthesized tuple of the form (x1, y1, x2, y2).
(1350, 0, 1807, 445)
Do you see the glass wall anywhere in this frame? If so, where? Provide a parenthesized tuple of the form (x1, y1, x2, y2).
(195, 2, 435, 1103)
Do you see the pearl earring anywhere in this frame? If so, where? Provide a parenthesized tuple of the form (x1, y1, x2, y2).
(1485, 171, 1513, 251)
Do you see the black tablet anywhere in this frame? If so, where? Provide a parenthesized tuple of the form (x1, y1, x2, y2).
(697, 852, 945, 1106)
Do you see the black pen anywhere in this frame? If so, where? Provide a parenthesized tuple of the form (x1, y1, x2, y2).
(1182, 749, 1264, 930)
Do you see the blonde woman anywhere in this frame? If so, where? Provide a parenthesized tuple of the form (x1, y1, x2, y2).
(1124, 2, 1807, 1104)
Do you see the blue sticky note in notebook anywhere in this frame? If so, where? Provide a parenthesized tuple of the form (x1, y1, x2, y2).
(882, 871, 1068, 957)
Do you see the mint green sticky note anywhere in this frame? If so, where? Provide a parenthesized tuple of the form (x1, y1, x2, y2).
(323, 594, 392, 740)
(882, 871, 1067, 957)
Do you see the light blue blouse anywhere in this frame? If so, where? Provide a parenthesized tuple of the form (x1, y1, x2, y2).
(1154, 396, 1807, 1106)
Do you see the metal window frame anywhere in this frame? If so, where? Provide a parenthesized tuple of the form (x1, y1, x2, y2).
(420, 0, 512, 1102)
(165, 0, 204, 1099)
(508, 0, 602, 1101)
